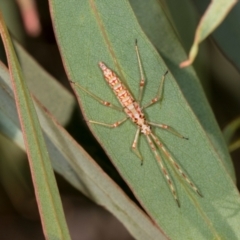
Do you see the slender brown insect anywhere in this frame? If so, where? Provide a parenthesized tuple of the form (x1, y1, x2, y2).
(71, 40, 202, 206)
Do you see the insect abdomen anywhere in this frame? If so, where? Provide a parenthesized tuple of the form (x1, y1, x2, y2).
(99, 62, 134, 107)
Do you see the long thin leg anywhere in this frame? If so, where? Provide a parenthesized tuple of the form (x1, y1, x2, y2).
(70, 80, 123, 111)
(146, 135, 180, 207)
(147, 121, 188, 139)
(131, 128, 143, 164)
(142, 70, 168, 109)
(135, 40, 145, 103)
(150, 133, 202, 197)
(88, 117, 128, 128)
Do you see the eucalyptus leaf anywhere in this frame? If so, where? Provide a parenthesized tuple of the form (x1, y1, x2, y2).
(50, 1, 240, 239)
(180, 0, 238, 67)
(0, 12, 71, 239)
(0, 44, 163, 240)
(130, 0, 234, 178)
(14, 40, 75, 126)
(193, 0, 240, 72)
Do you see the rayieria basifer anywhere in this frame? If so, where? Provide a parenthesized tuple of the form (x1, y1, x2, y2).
(71, 40, 202, 206)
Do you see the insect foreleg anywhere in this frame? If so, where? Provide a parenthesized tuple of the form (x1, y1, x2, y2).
(88, 117, 128, 128)
(70, 80, 123, 111)
(135, 40, 145, 104)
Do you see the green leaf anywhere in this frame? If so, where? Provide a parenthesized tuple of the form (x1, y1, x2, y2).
(14, 40, 75, 126)
(130, 0, 235, 177)
(180, 0, 238, 67)
(194, 0, 240, 72)
(223, 117, 240, 152)
(0, 53, 164, 240)
(0, 12, 71, 239)
(50, 0, 240, 239)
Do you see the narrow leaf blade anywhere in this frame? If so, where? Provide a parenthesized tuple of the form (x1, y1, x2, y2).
(0, 12, 71, 239)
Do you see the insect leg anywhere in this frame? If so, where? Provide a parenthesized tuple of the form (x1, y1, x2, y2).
(70, 80, 122, 111)
(147, 121, 188, 139)
(132, 128, 143, 164)
(150, 133, 202, 197)
(88, 117, 128, 128)
(135, 40, 145, 104)
(146, 135, 180, 207)
(142, 70, 168, 109)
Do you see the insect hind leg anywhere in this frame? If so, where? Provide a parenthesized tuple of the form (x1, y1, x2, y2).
(150, 133, 202, 197)
(147, 121, 188, 139)
(145, 135, 180, 207)
(88, 117, 128, 128)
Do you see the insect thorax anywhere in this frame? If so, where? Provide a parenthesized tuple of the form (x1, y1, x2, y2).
(124, 102, 151, 135)
(140, 124, 151, 135)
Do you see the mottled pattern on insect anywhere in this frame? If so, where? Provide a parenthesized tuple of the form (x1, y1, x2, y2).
(71, 40, 202, 206)
(98, 62, 151, 135)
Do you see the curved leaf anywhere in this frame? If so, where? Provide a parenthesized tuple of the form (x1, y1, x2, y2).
(194, 0, 240, 73)
(223, 117, 240, 152)
(180, 0, 238, 67)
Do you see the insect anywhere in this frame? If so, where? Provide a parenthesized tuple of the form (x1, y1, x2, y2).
(71, 40, 202, 206)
